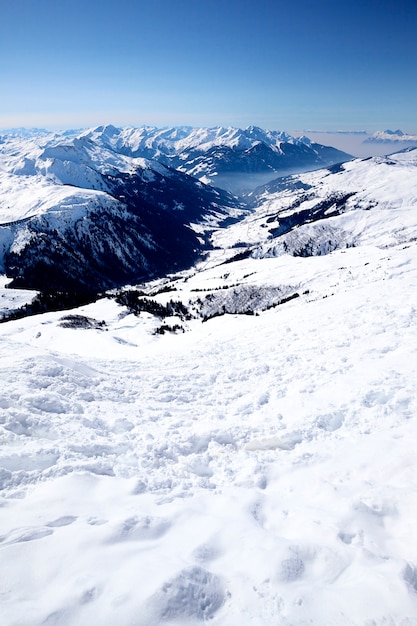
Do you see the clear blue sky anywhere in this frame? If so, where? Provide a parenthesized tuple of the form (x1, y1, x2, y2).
(1, 0, 416, 132)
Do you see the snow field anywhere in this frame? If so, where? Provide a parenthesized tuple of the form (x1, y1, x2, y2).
(1, 238, 417, 624)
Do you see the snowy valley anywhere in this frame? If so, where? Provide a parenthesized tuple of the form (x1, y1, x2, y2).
(1, 128, 417, 625)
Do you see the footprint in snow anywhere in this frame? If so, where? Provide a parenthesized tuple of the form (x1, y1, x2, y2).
(403, 563, 417, 593)
(106, 515, 171, 543)
(192, 541, 222, 564)
(315, 411, 345, 432)
(46, 516, 77, 528)
(146, 566, 225, 622)
(338, 531, 356, 545)
(280, 554, 305, 582)
(0, 526, 54, 545)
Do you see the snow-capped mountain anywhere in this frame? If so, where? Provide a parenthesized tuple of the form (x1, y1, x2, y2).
(81, 124, 352, 193)
(0, 126, 353, 295)
(82, 124, 310, 156)
(364, 129, 417, 144)
(238, 147, 417, 259)
(0, 132, 243, 293)
(0, 127, 51, 138)
(1, 145, 417, 625)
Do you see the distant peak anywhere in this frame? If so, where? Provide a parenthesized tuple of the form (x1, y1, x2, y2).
(297, 135, 312, 145)
(364, 129, 417, 144)
(96, 124, 120, 135)
(245, 125, 265, 133)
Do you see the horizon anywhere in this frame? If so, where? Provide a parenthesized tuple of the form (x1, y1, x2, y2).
(1, 0, 416, 133)
(0, 123, 413, 133)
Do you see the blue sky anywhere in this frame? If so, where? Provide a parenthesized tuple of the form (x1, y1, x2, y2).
(1, 0, 416, 132)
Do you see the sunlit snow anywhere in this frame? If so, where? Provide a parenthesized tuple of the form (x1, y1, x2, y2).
(1, 147, 417, 625)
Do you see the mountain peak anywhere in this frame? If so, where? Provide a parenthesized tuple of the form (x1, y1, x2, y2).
(93, 124, 120, 136)
(383, 129, 404, 136)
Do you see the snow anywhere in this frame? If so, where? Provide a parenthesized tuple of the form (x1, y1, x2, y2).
(82, 124, 313, 157)
(0, 132, 169, 225)
(365, 130, 417, 144)
(1, 148, 417, 624)
(0, 276, 38, 315)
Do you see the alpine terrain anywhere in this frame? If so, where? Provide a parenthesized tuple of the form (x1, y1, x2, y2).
(1, 128, 417, 625)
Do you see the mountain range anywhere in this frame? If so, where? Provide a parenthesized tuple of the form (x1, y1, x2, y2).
(0, 125, 353, 295)
(81, 124, 352, 192)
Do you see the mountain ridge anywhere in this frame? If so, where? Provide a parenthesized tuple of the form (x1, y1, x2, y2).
(81, 124, 352, 192)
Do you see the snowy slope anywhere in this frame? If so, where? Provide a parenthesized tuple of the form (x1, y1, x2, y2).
(212, 148, 417, 262)
(1, 148, 417, 625)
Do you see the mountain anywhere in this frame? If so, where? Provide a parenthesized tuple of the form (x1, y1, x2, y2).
(364, 129, 417, 144)
(0, 125, 352, 296)
(0, 127, 51, 138)
(234, 147, 417, 260)
(173, 147, 417, 292)
(82, 124, 353, 193)
(0, 132, 243, 294)
(0, 127, 410, 298)
(1, 146, 417, 625)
